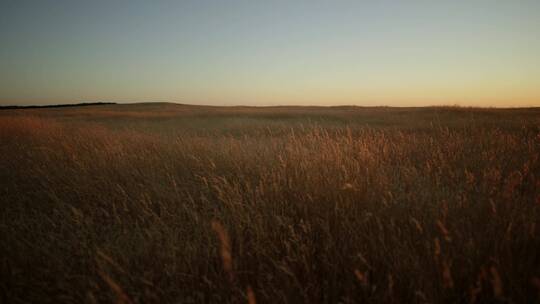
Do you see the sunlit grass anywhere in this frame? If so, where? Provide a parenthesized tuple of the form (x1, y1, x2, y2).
(1, 105, 539, 303)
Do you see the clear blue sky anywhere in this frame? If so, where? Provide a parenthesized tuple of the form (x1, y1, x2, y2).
(1, 0, 539, 106)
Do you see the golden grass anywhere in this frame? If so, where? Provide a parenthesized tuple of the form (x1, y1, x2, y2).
(0, 105, 539, 303)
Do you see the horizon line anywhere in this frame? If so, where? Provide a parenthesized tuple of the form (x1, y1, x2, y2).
(1, 101, 540, 110)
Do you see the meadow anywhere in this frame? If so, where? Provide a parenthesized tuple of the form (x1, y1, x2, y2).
(1, 103, 539, 303)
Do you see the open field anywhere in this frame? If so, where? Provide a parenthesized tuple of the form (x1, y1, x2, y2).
(1, 103, 540, 303)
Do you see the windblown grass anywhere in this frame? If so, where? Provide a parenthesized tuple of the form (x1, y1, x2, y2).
(1, 104, 539, 303)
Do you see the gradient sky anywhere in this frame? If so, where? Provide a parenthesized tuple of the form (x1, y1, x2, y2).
(1, 0, 540, 107)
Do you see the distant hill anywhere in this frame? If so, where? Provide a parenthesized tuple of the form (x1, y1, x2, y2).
(0, 102, 116, 110)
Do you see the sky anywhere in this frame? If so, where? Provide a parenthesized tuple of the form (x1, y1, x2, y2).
(1, 0, 540, 107)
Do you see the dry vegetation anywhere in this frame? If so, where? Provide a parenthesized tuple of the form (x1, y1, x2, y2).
(1, 103, 540, 303)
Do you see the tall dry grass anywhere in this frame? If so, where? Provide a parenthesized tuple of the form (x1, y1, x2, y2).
(1, 106, 539, 303)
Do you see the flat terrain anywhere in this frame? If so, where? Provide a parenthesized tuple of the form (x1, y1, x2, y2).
(1, 103, 540, 303)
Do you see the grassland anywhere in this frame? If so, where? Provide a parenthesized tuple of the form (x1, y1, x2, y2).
(1, 103, 539, 303)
